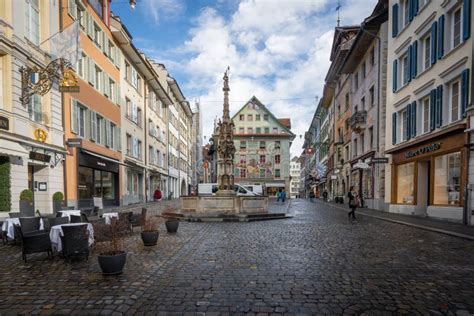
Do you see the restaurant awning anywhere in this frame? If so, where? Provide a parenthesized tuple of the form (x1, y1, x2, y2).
(0, 139, 28, 159)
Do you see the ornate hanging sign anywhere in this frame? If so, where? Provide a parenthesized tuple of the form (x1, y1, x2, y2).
(59, 68, 80, 92)
(34, 128, 48, 143)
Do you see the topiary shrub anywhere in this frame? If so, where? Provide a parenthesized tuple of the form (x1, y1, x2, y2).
(53, 191, 64, 201)
(0, 156, 11, 212)
(20, 189, 33, 201)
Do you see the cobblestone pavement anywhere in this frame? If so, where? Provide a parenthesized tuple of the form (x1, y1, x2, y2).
(1, 199, 474, 315)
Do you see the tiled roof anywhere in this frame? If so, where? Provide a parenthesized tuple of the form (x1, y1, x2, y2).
(278, 118, 291, 129)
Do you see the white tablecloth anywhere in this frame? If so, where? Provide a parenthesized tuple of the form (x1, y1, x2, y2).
(58, 210, 82, 220)
(1, 218, 44, 239)
(49, 223, 94, 252)
(103, 212, 119, 225)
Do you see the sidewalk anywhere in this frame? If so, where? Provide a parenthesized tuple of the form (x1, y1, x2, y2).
(318, 200, 474, 240)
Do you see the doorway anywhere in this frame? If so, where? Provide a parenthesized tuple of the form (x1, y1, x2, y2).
(417, 160, 430, 216)
(28, 165, 35, 210)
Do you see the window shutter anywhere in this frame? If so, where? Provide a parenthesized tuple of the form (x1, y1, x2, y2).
(407, 46, 412, 83)
(411, 101, 417, 138)
(408, 0, 414, 22)
(84, 109, 91, 139)
(407, 103, 412, 140)
(392, 59, 398, 92)
(461, 68, 470, 117)
(68, 0, 77, 19)
(86, 12, 93, 38)
(392, 112, 397, 145)
(114, 48, 121, 69)
(116, 127, 122, 151)
(105, 121, 110, 147)
(437, 15, 445, 59)
(103, 73, 109, 97)
(431, 22, 437, 65)
(414, 0, 419, 16)
(115, 84, 120, 105)
(430, 89, 436, 131)
(411, 41, 418, 78)
(463, 0, 471, 41)
(70, 99, 78, 134)
(90, 112, 97, 141)
(436, 85, 443, 128)
(392, 4, 399, 37)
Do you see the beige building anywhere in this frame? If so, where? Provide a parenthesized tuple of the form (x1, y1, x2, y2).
(0, 0, 66, 214)
(385, 0, 472, 223)
(290, 156, 301, 198)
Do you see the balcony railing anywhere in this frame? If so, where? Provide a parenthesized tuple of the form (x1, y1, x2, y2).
(349, 110, 367, 133)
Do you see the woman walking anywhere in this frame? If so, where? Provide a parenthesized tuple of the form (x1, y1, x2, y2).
(347, 186, 359, 220)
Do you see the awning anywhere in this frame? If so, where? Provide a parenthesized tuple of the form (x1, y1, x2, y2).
(0, 139, 28, 158)
(81, 149, 120, 164)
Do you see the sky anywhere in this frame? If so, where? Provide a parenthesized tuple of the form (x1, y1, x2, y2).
(111, 0, 378, 157)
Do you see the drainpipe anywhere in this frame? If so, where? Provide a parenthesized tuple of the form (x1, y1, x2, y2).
(144, 85, 148, 204)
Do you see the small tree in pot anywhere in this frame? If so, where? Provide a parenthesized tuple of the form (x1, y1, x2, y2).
(94, 219, 128, 275)
(52, 191, 65, 213)
(141, 216, 160, 246)
(19, 189, 34, 217)
(162, 205, 180, 233)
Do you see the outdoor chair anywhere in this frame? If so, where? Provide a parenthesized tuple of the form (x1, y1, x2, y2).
(19, 217, 44, 236)
(131, 208, 148, 230)
(119, 212, 133, 235)
(80, 213, 89, 223)
(16, 224, 52, 262)
(47, 217, 69, 229)
(0, 221, 6, 245)
(70, 215, 82, 223)
(8, 212, 20, 218)
(60, 224, 89, 261)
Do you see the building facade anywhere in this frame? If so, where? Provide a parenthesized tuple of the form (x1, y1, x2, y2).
(232, 96, 295, 195)
(385, 0, 472, 222)
(0, 0, 65, 213)
(290, 156, 301, 198)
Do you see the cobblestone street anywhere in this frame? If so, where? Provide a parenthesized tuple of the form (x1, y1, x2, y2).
(1, 199, 474, 315)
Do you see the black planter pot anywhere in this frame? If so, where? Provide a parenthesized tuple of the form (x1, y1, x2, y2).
(141, 231, 159, 246)
(165, 220, 179, 233)
(19, 200, 34, 217)
(98, 251, 127, 275)
(52, 200, 64, 213)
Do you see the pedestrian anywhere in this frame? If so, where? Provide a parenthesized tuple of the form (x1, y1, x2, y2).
(322, 190, 328, 202)
(309, 190, 315, 202)
(153, 187, 162, 201)
(347, 186, 359, 221)
(276, 189, 282, 202)
(281, 189, 286, 203)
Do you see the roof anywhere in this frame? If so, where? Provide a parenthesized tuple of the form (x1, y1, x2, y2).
(278, 118, 291, 129)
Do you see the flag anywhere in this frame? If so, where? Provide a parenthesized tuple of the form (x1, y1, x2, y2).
(335, 4, 341, 11)
(50, 21, 80, 67)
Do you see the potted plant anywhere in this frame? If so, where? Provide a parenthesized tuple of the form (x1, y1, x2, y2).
(19, 189, 34, 217)
(94, 219, 127, 275)
(52, 191, 65, 213)
(163, 205, 180, 233)
(141, 216, 160, 246)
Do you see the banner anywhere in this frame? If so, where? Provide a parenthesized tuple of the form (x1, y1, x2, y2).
(51, 21, 80, 66)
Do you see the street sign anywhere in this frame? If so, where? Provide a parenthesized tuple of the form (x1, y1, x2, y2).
(66, 138, 82, 147)
(371, 157, 389, 164)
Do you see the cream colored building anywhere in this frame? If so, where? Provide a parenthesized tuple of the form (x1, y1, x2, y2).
(290, 156, 301, 199)
(0, 0, 65, 214)
(385, 0, 472, 223)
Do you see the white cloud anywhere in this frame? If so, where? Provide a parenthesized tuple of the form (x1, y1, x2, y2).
(164, 0, 377, 155)
(141, 0, 185, 24)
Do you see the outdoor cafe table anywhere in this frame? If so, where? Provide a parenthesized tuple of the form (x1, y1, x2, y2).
(102, 212, 119, 225)
(49, 223, 94, 252)
(1, 217, 44, 239)
(57, 210, 82, 220)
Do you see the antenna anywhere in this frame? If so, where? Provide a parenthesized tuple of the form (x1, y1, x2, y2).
(336, 1, 341, 27)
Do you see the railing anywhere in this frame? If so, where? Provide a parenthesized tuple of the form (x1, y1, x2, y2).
(349, 110, 367, 132)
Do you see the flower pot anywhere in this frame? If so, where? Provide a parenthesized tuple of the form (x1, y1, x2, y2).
(141, 230, 159, 246)
(165, 220, 179, 233)
(53, 200, 64, 213)
(98, 251, 127, 275)
(19, 200, 34, 217)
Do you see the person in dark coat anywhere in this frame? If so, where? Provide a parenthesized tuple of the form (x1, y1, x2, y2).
(347, 186, 358, 220)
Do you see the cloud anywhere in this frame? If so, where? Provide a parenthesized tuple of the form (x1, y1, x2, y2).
(140, 0, 185, 24)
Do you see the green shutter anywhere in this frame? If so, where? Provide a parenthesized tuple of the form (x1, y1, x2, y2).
(431, 22, 437, 65)
(407, 46, 412, 83)
(411, 41, 418, 78)
(392, 3, 399, 38)
(430, 89, 436, 131)
(71, 99, 78, 134)
(392, 59, 398, 92)
(438, 15, 445, 59)
(392, 112, 397, 145)
(461, 68, 470, 116)
(406, 103, 412, 140)
(414, 0, 419, 16)
(90, 111, 97, 141)
(408, 0, 414, 22)
(436, 85, 443, 128)
(411, 101, 417, 138)
(463, 0, 471, 41)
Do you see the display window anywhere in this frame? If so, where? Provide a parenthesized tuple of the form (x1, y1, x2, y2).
(396, 162, 415, 204)
(433, 152, 461, 205)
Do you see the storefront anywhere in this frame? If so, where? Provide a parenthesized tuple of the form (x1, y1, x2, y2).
(350, 152, 375, 207)
(387, 125, 466, 222)
(77, 150, 120, 208)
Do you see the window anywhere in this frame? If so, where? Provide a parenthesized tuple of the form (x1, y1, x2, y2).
(401, 109, 408, 141)
(126, 134, 132, 156)
(272, 127, 278, 134)
(337, 104, 341, 117)
(370, 48, 375, 66)
(424, 36, 431, 70)
(137, 107, 142, 126)
(259, 168, 265, 178)
(403, 0, 410, 26)
(396, 162, 415, 204)
(354, 139, 358, 157)
(239, 114, 244, 121)
(402, 54, 409, 85)
(345, 93, 349, 110)
(275, 155, 281, 164)
(247, 114, 253, 121)
(239, 127, 244, 133)
(423, 97, 430, 133)
(26, 0, 40, 45)
(434, 152, 461, 205)
(361, 97, 365, 110)
(369, 87, 375, 107)
(131, 67, 140, 90)
(362, 62, 366, 78)
(264, 127, 270, 134)
(256, 114, 261, 121)
(275, 169, 281, 178)
(240, 141, 246, 149)
(360, 132, 365, 153)
(260, 155, 266, 163)
(453, 8, 462, 48)
(259, 141, 266, 149)
(109, 123, 115, 149)
(28, 94, 42, 123)
(93, 23, 101, 47)
(95, 66, 102, 91)
(368, 127, 373, 150)
(354, 72, 359, 89)
(78, 104, 86, 137)
(96, 114, 104, 144)
(275, 141, 281, 149)
(247, 127, 253, 134)
(240, 155, 246, 164)
(240, 169, 247, 178)
(256, 127, 261, 134)
(263, 114, 269, 121)
(451, 80, 461, 122)
(76, 52, 86, 78)
(75, 1, 86, 29)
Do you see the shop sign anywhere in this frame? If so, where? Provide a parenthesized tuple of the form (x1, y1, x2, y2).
(59, 68, 80, 92)
(371, 157, 389, 164)
(29, 152, 51, 163)
(0, 116, 9, 131)
(405, 143, 441, 158)
(66, 138, 82, 147)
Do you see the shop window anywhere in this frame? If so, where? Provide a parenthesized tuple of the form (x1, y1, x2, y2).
(434, 152, 461, 205)
(396, 162, 415, 204)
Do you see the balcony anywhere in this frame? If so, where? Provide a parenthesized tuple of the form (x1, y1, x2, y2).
(349, 110, 367, 133)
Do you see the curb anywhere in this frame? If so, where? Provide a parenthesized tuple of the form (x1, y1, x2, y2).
(324, 201, 474, 241)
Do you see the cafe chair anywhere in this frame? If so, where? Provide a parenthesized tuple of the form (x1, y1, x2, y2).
(80, 213, 89, 223)
(16, 224, 53, 262)
(8, 212, 20, 218)
(47, 217, 69, 231)
(19, 217, 44, 236)
(70, 215, 82, 223)
(0, 221, 6, 245)
(60, 224, 89, 262)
